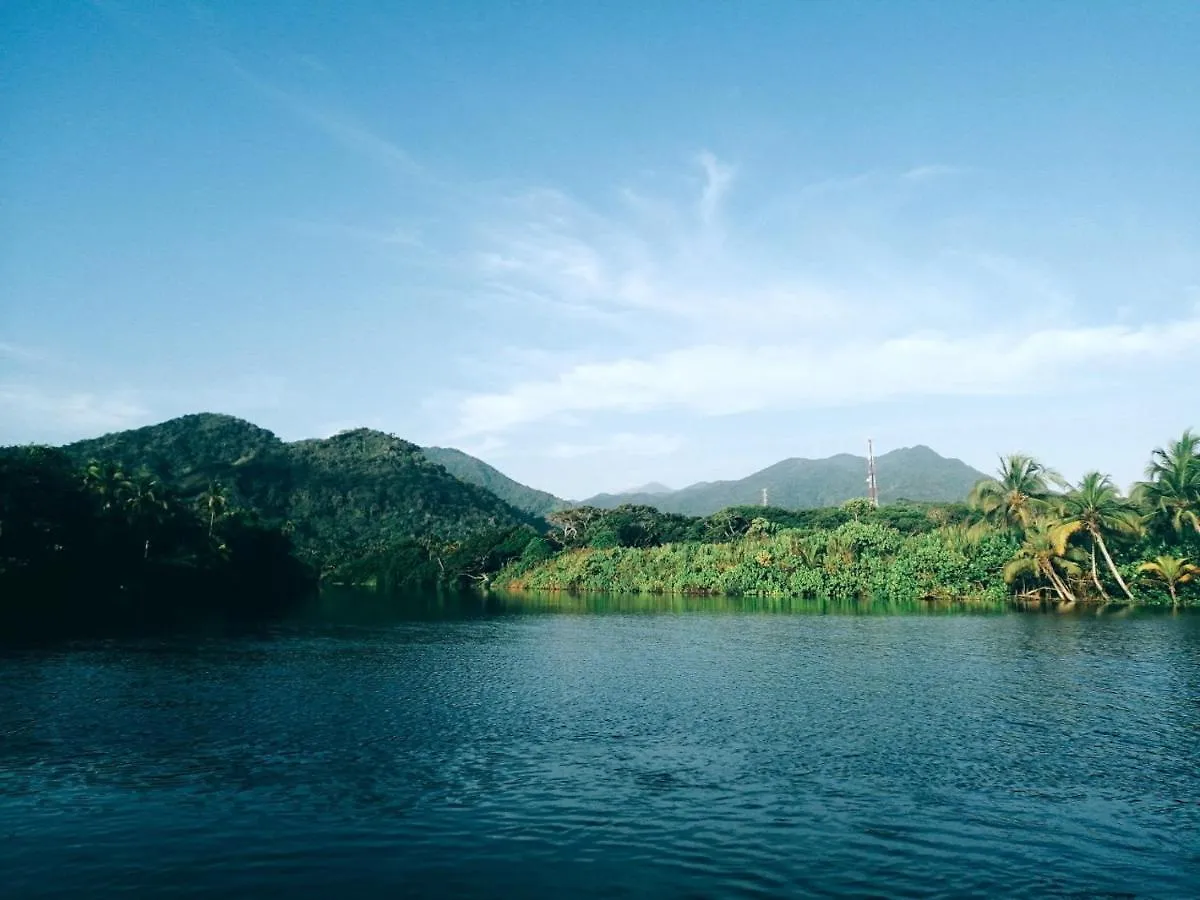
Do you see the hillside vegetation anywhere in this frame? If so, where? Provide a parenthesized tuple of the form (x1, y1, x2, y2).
(4, 414, 551, 635)
(421, 446, 562, 517)
(60, 414, 540, 575)
(1, 445, 312, 637)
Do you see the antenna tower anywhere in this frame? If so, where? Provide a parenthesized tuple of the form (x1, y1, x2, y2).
(866, 439, 879, 508)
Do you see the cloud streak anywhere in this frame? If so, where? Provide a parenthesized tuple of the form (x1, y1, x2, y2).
(218, 56, 424, 177)
(697, 151, 735, 227)
(0, 383, 150, 438)
(0, 374, 290, 446)
(455, 314, 1200, 435)
(0, 342, 46, 364)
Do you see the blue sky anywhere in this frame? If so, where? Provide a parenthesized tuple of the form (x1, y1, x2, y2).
(2, 1, 1198, 499)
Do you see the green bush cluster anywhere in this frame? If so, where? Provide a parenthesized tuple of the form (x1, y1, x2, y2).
(502, 519, 1017, 604)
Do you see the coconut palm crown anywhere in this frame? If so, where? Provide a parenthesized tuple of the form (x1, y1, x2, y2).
(1059, 472, 1141, 601)
(969, 454, 1063, 532)
(1003, 519, 1084, 604)
(1137, 555, 1199, 605)
(1134, 430, 1200, 535)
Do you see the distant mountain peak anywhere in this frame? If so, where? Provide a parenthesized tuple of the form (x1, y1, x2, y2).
(622, 481, 674, 495)
(581, 445, 986, 515)
(881, 444, 940, 457)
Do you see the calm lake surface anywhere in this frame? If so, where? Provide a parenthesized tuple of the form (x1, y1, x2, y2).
(2, 592, 1198, 898)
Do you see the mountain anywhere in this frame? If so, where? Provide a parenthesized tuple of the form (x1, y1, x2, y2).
(624, 482, 673, 495)
(421, 446, 563, 518)
(62, 414, 539, 566)
(580, 446, 987, 516)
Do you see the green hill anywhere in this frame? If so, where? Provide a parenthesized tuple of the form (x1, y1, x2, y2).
(63, 414, 539, 569)
(421, 446, 563, 518)
(582, 446, 986, 515)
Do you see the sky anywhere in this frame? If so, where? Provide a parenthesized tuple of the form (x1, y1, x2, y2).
(2, 1, 1198, 499)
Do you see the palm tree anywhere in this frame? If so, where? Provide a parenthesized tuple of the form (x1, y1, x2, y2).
(1059, 472, 1141, 601)
(1133, 430, 1200, 535)
(1137, 555, 1199, 605)
(124, 473, 168, 558)
(1003, 519, 1084, 604)
(82, 460, 131, 514)
(198, 482, 229, 537)
(969, 454, 1063, 532)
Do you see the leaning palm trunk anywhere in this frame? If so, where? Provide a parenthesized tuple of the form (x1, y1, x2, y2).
(1090, 545, 1110, 600)
(1041, 561, 1077, 604)
(1093, 529, 1134, 601)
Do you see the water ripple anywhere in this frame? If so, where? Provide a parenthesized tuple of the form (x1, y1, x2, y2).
(1, 605, 1198, 897)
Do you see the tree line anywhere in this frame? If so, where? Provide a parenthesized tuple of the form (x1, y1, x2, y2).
(500, 431, 1200, 607)
(4, 429, 1196, 641)
(1, 446, 312, 637)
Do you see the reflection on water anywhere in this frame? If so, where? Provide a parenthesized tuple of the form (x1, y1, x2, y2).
(1, 591, 1197, 898)
(308, 585, 1169, 622)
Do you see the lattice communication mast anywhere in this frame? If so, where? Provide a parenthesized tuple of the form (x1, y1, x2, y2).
(866, 439, 879, 508)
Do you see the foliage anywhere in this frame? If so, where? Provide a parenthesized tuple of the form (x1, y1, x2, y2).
(1002, 520, 1085, 603)
(283, 428, 538, 575)
(334, 526, 542, 592)
(1136, 555, 1198, 605)
(4, 415, 556, 635)
(501, 518, 1018, 604)
(841, 497, 876, 521)
(968, 453, 1061, 532)
(505, 431, 1200, 609)
(1, 446, 314, 638)
(421, 446, 563, 517)
(1057, 472, 1142, 600)
(1133, 429, 1200, 537)
(61, 414, 540, 577)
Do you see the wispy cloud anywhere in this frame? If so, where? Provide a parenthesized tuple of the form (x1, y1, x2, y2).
(454, 314, 1200, 436)
(0, 373, 289, 445)
(0, 383, 150, 438)
(218, 55, 424, 177)
(697, 150, 735, 227)
(0, 342, 47, 364)
(86, 1, 425, 182)
(441, 150, 1200, 441)
(902, 164, 968, 182)
(469, 154, 887, 336)
(459, 152, 1082, 364)
(450, 434, 509, 459)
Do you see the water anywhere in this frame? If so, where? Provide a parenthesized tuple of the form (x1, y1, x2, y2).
(2, 592, 1198, 898)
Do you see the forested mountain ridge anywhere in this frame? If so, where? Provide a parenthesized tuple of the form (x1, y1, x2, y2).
(60, 414, 540, 570)
(582, 445, 987, 515)
(65, 413, 288, 491)
(421, 446, 563, 517)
